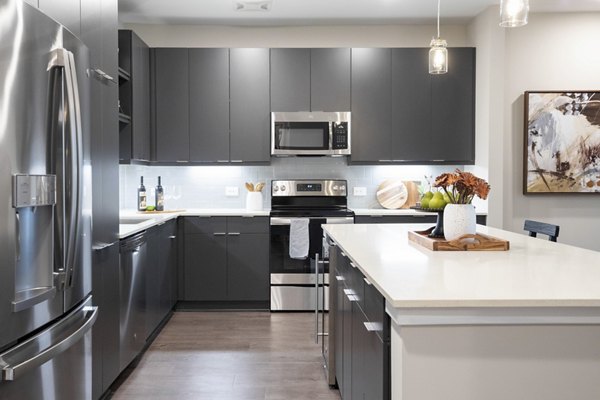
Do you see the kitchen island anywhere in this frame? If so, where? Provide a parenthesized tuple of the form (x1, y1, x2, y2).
(323, 223, 600, 400)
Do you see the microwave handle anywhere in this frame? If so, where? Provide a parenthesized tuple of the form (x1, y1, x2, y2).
(328, 122, 333, 150)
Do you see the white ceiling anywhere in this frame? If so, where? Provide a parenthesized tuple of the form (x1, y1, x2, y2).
(118, 0, 600, 26)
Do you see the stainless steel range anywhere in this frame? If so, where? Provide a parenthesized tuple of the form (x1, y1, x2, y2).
(269, 180, 354, 312)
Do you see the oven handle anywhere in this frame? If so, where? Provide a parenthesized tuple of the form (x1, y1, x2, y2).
(270, 217, 354, 226)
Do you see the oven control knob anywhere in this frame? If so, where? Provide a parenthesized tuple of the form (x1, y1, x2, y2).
(340, 185, 346, 191)
(333, 185, 339, 191)
(281, 185, 286, 191)
(274, 185, 279, 192)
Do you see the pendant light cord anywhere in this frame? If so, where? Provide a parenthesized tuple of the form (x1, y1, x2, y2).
(437, 0, 441, 38)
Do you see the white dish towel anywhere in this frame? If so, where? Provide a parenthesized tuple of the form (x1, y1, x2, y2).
(289, 218, 310, 259)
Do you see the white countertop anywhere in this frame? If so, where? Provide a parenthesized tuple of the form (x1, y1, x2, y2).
(119, 208, 270, 238)
(323, 223, 600, 308)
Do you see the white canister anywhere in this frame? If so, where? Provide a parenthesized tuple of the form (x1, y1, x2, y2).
(246, 192, 263, 211)
(443, 204, 476, 241)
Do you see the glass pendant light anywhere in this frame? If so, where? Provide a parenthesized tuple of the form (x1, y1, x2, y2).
(429, 0, 448, 75)
(500, 0, 529, 27)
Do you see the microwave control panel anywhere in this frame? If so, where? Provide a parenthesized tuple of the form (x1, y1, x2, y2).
(332, 122, 349, 150)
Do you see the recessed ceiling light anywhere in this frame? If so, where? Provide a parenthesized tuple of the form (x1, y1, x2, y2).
(235, 0, 273, 12)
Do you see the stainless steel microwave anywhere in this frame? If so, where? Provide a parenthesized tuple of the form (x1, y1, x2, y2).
(271, 111, 351, 156)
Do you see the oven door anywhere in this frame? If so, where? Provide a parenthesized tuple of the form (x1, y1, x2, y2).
(269, 216, 353, 311)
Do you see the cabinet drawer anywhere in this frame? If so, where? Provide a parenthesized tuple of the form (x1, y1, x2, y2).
(184, 216, 227, 235)
(347, 259, 365, 310)
(363, 276, 387, 341)
(227, 216, 269, 234)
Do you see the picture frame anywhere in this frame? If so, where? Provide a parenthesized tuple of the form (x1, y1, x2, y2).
(523, 91, 600, 194)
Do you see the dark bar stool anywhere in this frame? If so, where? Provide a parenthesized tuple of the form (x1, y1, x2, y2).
(524, 220, 560, 242)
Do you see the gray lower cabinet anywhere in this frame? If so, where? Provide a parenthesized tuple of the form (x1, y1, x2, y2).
(332, 245, 390, 400)
(152, 48, 190, 162)
(183, 216, 270, 303)
(146, 220, 177, 339)
(189, 48, 230, 162)
(350, 48, 393, 163)
(91, 243, 120, 400)
(230, 48, 271, 163)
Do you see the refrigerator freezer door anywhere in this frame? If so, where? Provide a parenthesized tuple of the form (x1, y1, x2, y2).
(0, 1, 91, 349)
(0, 296, 97, 399)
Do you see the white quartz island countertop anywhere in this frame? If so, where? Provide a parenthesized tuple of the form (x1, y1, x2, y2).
(323, 223, 600, 309)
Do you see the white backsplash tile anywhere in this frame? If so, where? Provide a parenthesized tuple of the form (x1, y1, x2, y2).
(119, 158, 464, 211)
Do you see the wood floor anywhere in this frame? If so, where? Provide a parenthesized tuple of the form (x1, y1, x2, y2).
(111, 312, 341, 400)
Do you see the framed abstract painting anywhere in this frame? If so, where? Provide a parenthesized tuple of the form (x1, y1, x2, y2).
(524, 91, 600, 194)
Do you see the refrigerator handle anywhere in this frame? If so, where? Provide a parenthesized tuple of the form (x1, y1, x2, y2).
(48, 48, 83, 290)
(0, 303, 97, 382)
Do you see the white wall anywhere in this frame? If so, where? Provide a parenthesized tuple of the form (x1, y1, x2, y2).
(503, 12, 600, 250)
(469, 8, 600, 250)
(123, 23, 469, 47)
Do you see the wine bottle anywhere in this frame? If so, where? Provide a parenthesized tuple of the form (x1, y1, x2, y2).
(155, 176, 164, 211)
(137, 176, 147, 211)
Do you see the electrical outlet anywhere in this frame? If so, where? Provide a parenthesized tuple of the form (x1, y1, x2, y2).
(225, 186, 239, 197)
(353, 187, 367, 196)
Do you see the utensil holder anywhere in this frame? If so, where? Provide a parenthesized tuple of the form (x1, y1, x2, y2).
(246, 192, 263, 211)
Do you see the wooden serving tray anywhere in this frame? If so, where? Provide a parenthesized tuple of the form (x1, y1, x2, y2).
(408, 228, 510, 251)
(137, 209, 184, 214)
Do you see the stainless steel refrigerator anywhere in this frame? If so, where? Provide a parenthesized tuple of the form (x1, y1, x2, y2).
(0, 1, 97, 399)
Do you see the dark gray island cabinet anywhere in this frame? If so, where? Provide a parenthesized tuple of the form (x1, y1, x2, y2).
(183, 216, 270, 306)
(331, 245, 391, 400)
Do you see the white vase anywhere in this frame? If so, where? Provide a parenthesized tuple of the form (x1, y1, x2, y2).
(443, 204, 476, 241)
(245, 192, 263, 211)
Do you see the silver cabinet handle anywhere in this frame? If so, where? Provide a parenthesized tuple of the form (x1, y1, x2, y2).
(346, 293, 359, 302)
(363, 322, 383, 332)
(349, 262, 357, 269)
(0, 303, 97, 381)
(378, 160, 393, 162)
(228, 232, 241, 236)
(93, 242, 117, 251)
(363, 277, 372, 286)
(213, 232, 226, 236)
(89, 68, 116, 84)
(335, 276, 344, 281)
(341, 252, 347, 257)
(230, 160, 243, 163)
(168, 236, 176, 239)
(176, 160, 188, 163)
(217, 160, 229, 163)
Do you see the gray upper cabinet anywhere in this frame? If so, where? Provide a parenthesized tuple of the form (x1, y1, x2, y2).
(351, 48, 393, 163)
(39, 0, 81, 36)
(392, 48, 432, 162)
(131, 33, 151, 162)
(311, 48, 351, 111)
(189, 49, 230, 162)
(271, 48, 311, 112)
(270, 48, 351, 112)
(153, 48, 190, 162)
(430, 47, 475, 163)
(230, 48, 270, 163)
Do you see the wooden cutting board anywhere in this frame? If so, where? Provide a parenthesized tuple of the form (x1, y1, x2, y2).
(376, 179, 408, 209)
(408, 229, 510, 251)
(376, 180, 420, 209)
(137, 209, 185, 214)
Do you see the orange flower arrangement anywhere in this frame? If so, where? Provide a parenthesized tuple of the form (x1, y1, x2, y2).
(434, 169, 490, 204)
